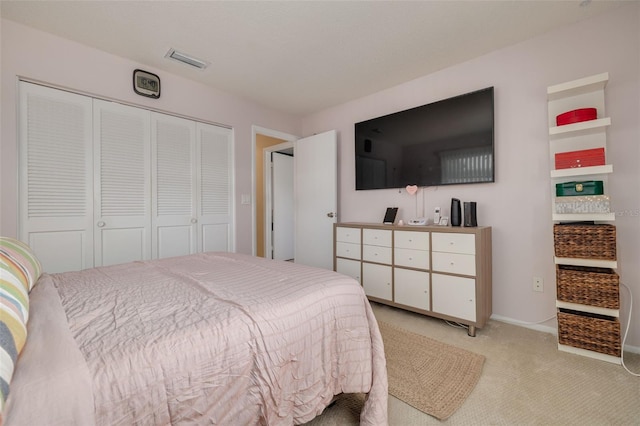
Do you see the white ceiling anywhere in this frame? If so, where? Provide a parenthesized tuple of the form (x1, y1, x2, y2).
(1, 0, 625, 116)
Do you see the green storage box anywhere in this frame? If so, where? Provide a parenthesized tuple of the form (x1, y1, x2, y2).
(556, 181, 604, 197)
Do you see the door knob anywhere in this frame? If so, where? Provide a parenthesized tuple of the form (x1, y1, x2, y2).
(97, 221, 105, 227)
(191, 218, 198, 224)
(327, 212, 336, 218)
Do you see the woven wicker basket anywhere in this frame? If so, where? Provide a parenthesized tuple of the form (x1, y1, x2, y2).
(557, 309, 621, 357)
(553, 223, 616, 260)
(556, 265, 619, 309)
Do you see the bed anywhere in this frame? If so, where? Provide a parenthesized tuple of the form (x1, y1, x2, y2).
(1, 241, 388, 425)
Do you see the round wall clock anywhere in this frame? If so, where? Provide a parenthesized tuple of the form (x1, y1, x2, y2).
(133, 69, 161, 99)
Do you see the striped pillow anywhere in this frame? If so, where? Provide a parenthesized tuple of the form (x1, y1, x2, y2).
(0, 237, 42, 419)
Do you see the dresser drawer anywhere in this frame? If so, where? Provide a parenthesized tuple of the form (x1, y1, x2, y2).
(363, 229, 392, 247)
(336, 258, 361, 283)
(363, 244, 392, 264)
(394, 230, 429, 250)
(432, 252, 476, 276)
(394, 268, 430, 311)
(432, 273, 476, 322)
(336, 242, 361, 260)
(336, 226, 361, 244)
(432, 232, 475, 255)
(362, 263, 392, 300)
(394, 247, 429, 270)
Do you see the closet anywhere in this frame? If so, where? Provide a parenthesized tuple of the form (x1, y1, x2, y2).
(19, 82, 234, 273)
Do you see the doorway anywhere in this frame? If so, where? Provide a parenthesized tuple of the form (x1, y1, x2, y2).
(252, 127, 337, 269)
(252, 127, 297, 258)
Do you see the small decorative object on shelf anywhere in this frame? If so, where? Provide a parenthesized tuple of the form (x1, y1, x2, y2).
(554, 195, 610, 214)
(547, 72, 621, 364)
(555, 147, 605, 170)
(555, 180, 604, 196)
(556, 107, 597, 126)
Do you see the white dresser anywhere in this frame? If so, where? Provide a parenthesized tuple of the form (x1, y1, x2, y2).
(334, 223, 492, 336)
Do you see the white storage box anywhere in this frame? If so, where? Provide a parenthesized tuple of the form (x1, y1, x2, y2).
(554, 195, 610, 214)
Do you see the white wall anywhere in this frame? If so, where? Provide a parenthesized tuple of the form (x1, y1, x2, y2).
(0, 19, 301, 254)
(301, 4, 640, 348)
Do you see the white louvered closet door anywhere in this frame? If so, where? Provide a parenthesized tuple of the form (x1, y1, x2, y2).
(197, 123, 234, 253)
(151, 113, 197, 259)
(93, 100, 152, 267)
(19, 83, 94, 273)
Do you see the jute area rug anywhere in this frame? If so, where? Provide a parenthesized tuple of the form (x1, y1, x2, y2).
(378, 321, 485, 420)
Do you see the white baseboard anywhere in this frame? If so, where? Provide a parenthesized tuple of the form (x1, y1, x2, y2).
(490, 314, 558, 335)
(490, 314, 640, 355)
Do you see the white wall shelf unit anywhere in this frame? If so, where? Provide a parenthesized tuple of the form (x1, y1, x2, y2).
(548, 72, 621, 364)
(553, 257, 617, 269)
(549, 117, 611, 137)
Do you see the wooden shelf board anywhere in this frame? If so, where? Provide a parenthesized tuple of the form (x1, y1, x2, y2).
(557, 344, 621, 365)
(549, 117, 611, 137)
(555, 300, 619, 318)
(547, 72, 609, 100)
(552, 212, 615, 222)
(550, 164, 613, 178)
(554, 257, 617, 269)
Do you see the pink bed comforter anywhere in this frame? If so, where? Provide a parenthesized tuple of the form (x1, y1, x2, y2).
(6, 253, 388, 425)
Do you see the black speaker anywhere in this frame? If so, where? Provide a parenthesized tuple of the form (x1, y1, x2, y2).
(450, 198, 461, 227)
(464, 201, 477, 227)
(364, 139, 372, 153)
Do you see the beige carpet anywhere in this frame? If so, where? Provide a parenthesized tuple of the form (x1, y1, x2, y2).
(379, 320, 485, 420)
(304, 303, 640, 425)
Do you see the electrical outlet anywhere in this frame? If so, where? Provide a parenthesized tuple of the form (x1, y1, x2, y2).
(533, 277, 544, 292)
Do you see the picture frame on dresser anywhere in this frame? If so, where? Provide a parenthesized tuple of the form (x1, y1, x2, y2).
(383, 207, 398, 224)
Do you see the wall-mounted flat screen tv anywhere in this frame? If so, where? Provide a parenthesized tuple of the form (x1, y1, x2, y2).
(355, 87, 494, 190)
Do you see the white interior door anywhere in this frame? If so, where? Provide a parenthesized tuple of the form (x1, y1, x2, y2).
(18, 82, 94, 273)
(94, 100, 152, 267)
(294, 130, 337, 269)
(272, 152, 294, 260)
(197, 123, 235, 253)
(151, 112, 197, 259)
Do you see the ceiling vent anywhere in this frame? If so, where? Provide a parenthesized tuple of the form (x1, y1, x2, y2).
(165, 49, 209, 70)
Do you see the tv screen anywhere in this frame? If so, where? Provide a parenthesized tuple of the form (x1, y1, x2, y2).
(355, 87, 494, 190)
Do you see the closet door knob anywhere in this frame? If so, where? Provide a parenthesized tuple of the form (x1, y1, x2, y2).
(97, 221, 105, 228)
(191, 218, 198, 224)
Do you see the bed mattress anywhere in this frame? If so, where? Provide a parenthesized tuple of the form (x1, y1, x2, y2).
(5, 252, 388, 425)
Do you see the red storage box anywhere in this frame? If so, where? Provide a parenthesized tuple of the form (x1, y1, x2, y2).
(556, 108, 597, 126)
(555, 147, 605, 170)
